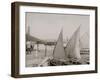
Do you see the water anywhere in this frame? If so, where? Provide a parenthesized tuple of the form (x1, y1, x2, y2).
(26, 45, 89, 67)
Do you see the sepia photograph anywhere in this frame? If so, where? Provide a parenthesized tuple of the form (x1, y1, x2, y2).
(11, 2, 97, 77)
(25, 12, 90, 67)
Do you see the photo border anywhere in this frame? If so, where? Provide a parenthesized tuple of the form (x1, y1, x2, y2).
(11, 2, 98, 78)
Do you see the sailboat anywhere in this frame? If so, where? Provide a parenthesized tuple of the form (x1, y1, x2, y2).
(53, 29, 66, 60)
(38, 26, 81, 66)
(65, 26, 81, 63)
(38, 29, 66, 66)
(48, 29, 68, 66)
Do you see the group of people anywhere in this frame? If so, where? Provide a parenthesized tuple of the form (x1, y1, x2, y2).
(26, 41, 34, 54)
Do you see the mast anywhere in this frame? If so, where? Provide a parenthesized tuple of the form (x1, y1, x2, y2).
(27, 26, 30, 41)
(53, 29, 66, 60)
(28, 26, 30, 36)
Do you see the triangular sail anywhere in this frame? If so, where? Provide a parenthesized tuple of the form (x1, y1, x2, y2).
(65, 27, 81, 62)
(53, 29, 66, 60)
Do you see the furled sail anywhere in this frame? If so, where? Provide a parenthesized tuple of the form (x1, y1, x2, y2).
(65, 27, 81, 62)
(53, 29, 66, 60)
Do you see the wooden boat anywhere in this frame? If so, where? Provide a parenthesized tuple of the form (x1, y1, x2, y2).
(38, 26, 89, 66)
(51, 27, 81, 65)
(65, 27, 81, 63)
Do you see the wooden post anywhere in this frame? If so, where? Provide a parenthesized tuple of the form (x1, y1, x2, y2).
(45, 44, 47, 57)
(37, 43, 39, 52)
(36, 42, 39, 58)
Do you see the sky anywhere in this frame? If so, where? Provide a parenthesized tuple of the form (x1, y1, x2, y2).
(26, 12, 89, 41)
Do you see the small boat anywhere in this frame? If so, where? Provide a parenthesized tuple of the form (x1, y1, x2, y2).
(53, 29, 66, 61)
(37, 26, 88, 66)
(51, 26, 81, 65)
(65, 27, 81, 63)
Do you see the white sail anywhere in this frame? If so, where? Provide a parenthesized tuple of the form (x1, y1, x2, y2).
(53, 29, 66, 60)
(65, 27, 81, 62)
